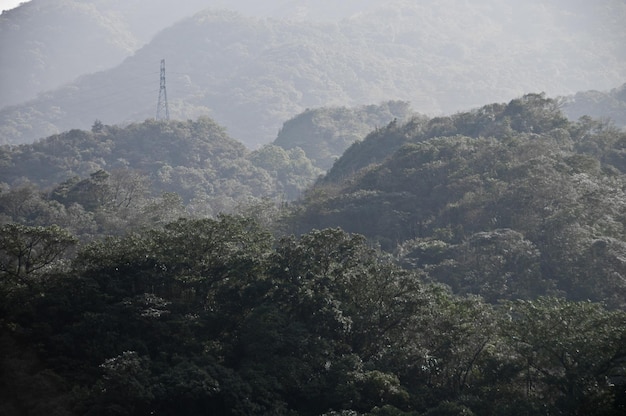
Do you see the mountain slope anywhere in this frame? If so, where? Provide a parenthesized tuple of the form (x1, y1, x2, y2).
(1, 0, 625, 147)
(273, 101, 413, 170)
(562, 83, 626, 128)
(293, 94, 626, 307)
(0, 117, 320, 212)
(0, 0, 256, 109)
(0, 0, 391, 110)
(0, 0, 137, 109)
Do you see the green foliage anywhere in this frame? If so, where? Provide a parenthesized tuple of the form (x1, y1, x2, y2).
(0, 181, 77, 228)
(423, 402, 474, 416)
(321, 116, 423, 184)
(249, 144, 323, 200)
(423, 229, 549, 302)
(500, 298, 626, 415)
(1, 214, 624, 414)
(501, 93, 568, 133)
(274, 102, 413, 170)
(295, 95, 626, 306)
(0, 223, 76, 289)
(93, 351, 154, 415)
(2, 93, 626, 415)
(0, 117, 321, 239)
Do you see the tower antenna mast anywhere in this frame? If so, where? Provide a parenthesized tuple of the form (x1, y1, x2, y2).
(156, 59, 170, 121)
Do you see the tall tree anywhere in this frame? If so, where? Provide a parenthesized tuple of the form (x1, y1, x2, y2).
(501, 297, 626, 415)
(0, 223, 76, 291)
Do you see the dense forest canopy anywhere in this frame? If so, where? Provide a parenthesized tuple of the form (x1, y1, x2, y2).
(1, 92, 626, 414)
(0, 116, 323, 240)
(2, 2, 626, 411)
(273, 101, 413, 170)
(1, 219, 625, 414)
(0, 100, 413, 227)
(293, 94, 626, 308)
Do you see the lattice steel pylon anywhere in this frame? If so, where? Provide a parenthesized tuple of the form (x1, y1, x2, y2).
(156, 59, 170, 121)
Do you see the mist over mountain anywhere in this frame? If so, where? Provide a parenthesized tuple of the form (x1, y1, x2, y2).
(0, 0, 220, 109)
(0, 0, 391, 110)
(561, 83, 626, 128)
(1, 0, 625, 147)
(3, 3, 626, 414)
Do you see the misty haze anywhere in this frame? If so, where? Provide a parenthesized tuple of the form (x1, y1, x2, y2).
(1, 1, 626, 415)
(1, 0, 625, 147)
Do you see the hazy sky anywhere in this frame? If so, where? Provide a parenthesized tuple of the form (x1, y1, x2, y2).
(0, 0, 27, 12)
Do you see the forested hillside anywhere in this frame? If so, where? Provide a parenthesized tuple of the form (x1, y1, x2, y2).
(562, 83, 626, 129)
(2, 93, 626, 414)
(0, 100, 424, 241)
(2, 0, 625, 147)
(273, 101, 413, 170)
(1, 0, 358, 110)
(293, 94, 626, 309)
(0, 0, 222, 109)
(3, 0, 626, 413)
(1, 220, 625, 415)
(0, 117, 320, 239)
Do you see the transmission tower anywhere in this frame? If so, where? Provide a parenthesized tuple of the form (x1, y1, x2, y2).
(156, 59, 170, 121)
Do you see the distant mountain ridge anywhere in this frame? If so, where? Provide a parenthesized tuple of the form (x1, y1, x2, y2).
(1, 0, 625, 147)
(0, 0, 391, 110)
(561, 83, 626, 128)
(0, 0, 219, 109)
